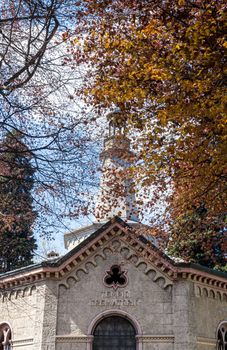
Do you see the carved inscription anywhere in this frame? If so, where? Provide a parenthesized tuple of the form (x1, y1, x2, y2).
(90, 290, 141, 307)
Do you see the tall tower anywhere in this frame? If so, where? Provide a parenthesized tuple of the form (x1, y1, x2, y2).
(64, 110, 140, 250)
(95, 110, 139, 223)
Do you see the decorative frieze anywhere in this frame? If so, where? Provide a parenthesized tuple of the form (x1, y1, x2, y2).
(0, 285, 36, 302)
(0, 219, 226, 295)
(136, 335, 174, 343)
(56, 335, 93, 343)
(58, 236, 174, 295)
(195, 283, 227, 301)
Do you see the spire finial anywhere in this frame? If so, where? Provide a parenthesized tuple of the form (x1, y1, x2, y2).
(107, 108, 126, 137)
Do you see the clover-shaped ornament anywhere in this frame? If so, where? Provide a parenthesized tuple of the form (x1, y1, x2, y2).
(104, 265, 128, 290)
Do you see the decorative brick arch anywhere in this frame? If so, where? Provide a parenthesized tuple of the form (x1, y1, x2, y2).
(87, 309, 142, 350)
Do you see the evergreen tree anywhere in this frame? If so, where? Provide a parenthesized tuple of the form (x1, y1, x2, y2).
(0, 132, 37, 273)
(168, 205, 226, 270)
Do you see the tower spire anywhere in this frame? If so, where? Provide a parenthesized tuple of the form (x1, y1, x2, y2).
(95, 109, 139, 223)
(64, 109, 140, 251)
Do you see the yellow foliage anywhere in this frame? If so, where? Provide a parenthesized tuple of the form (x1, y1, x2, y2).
(71, 0, 226, 224)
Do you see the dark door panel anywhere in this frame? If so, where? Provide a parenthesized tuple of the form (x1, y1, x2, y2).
(93, 316, 136, 350)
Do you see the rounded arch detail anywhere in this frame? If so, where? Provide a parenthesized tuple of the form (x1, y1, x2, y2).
(87, 309, 143, 350)
(88, 309, 142, 336)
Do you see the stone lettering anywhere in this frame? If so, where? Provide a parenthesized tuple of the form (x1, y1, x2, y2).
(90, 290, 141, 307)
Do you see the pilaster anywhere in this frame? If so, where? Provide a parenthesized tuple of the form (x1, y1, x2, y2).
(173, 280, 197, 350)
(33, 281, 58, 350)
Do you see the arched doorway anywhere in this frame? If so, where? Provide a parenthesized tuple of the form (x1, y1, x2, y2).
(93, 316, 136, 350)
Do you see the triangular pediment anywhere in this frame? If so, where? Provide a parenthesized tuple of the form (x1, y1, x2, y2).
(0, 217, 226, 292)
(56, 217, 176, 291)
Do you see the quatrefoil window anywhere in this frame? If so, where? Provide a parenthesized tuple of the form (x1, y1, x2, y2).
(104, 265, 128, 290)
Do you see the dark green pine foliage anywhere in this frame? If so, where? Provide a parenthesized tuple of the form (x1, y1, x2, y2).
(0, 132, 37, 273)
(168, 205, 226, 271)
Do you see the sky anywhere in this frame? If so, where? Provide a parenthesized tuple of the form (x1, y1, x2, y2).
(0, 2, 169, 264)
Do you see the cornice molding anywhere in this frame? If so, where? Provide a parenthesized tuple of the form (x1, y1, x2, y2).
(0, 220, 226, 292)
(56, 335, 93, 343)
(0, 285, 36, 302)
(194, 283, 227, 301)
(196, 336, 216, 346)
(55, 334, 174, 344)
(58, 235, 173, 293)
(12, 338, 34, 346)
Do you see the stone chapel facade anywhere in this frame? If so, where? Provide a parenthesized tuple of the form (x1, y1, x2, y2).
(0, 113, 226, 350)
(0, 217, 227, 350)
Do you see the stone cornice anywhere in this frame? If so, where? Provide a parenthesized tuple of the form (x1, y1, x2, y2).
(0, 218, 226, 292)
(55, 334, 174, 344)
(12, 338, 34, 346)
(118, 223, 227, 291)
(177, 267, 227, 286)
(136, 335, 174, 343)
(196, 336, 216, 346)
(0, 221, 118, 290)
(56, 335, 93, 343)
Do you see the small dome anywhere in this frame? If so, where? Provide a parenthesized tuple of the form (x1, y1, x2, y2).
(106, 109, 126, 136)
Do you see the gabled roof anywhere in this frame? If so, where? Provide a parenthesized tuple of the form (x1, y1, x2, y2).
(0, 217, 226, 291)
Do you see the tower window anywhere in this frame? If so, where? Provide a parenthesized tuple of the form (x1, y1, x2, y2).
(0, 323, 12, 350)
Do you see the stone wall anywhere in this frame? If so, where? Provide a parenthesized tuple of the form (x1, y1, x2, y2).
(0, 280, 59, 350)
(194, 284, 227, 350)
(0, 283, 41, 349)
(56, 241, 174, 350)
(1, 232, 226, 350)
